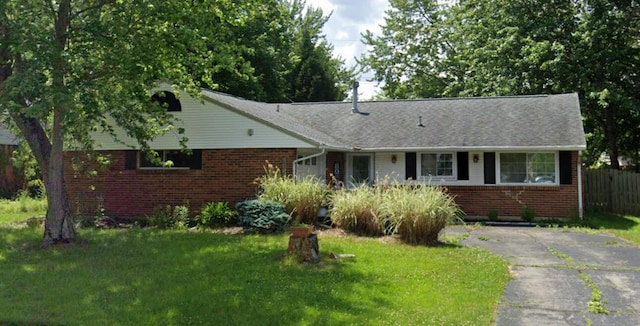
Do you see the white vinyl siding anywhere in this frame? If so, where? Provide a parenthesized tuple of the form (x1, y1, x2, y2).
(90, 89, 315, 150)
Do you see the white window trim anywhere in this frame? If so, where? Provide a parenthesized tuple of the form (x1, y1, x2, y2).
(417, 152, 457, 181)
(496, 151, 559, 186)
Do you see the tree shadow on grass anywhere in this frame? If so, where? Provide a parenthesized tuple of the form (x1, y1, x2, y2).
(0, 228, 391, 325)
(584, 213, 639, 230)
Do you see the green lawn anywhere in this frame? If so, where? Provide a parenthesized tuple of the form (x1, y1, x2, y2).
(0, 226, 510, 325)
(583, 212, 640, 244)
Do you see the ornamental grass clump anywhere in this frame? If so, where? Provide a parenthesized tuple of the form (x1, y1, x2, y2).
(384, 185, 463, 245)
(257, 162, 327, 225)
(329, 184, 386, 236)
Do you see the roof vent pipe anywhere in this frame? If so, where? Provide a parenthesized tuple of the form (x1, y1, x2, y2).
(351, 81, 359, 114)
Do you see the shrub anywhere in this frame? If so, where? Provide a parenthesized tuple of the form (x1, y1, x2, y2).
(198, 202, 239, 228)
(384, 185, 462, 245)
(329, 184, 386, 236)
(146, 204, 191, 229)
(521, 206, 535, 222)
(236, 199, 290, 234)
(257, 162, 327, 225)
(487, 209, 499, 220)
(330, 182, 463, 244)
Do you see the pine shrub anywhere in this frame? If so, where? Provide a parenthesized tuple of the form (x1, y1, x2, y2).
(236, 199, 291, 234)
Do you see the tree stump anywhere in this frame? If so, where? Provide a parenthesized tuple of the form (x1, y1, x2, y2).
(288, 233, 319, 262)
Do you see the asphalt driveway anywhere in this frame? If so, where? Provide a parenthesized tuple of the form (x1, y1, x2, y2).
(447, 226, 640, 326)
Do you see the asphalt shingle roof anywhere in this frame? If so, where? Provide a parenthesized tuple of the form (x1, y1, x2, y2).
(202, 91, 586, 151)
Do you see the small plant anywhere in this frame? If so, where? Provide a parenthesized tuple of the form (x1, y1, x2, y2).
(487, 209, 499, 220)
(198, 202, 239, 228)
(257, 162, 328, 225)
(25, 217, 43, 229)
(520, 206, 535, 222)
(146, 204, 191, 229)
(236, 199, 290, 234)
(330, 183, 385, 236)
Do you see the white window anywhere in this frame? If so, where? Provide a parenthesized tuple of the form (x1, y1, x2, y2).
(499, 152, 556, 184)
(420, 153, 454, 178)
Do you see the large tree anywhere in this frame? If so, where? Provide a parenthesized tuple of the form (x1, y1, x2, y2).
(0, 0, 250, 245)
(361, 0, 640, 168)
(203, 0, 353, 102)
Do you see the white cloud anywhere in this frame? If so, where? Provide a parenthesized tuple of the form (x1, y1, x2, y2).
(306, 0, 389, 99)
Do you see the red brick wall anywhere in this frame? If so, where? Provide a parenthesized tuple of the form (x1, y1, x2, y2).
(64, 149, 296, 218)
(447, 151, 580, 219)
(325, 151, 345, 185)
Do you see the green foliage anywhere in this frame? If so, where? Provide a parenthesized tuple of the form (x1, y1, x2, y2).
(257, 162, 327, 225)
(521, 206, 536, 222)
(330, 182, 462, 244)
(145, 204, 191, 230)
(385, 185, 463, 245)
(198, 202, 239, 228)
(236, 199, 291, 234)
(0, 191, 47, 215)
(487, 209, 499, 220)
(329, 183, 386, 236)
(361, 0, 640, 168)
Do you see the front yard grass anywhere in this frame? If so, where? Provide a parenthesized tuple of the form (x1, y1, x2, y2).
(584, 212, 640, 245)
(0, 226, 510, 325)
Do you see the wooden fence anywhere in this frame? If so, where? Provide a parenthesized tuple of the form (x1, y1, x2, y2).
(583, 169, 640, 215)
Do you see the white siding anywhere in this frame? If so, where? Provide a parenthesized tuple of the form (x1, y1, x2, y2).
(366, 151, 487, 186)
(91, 91, 315, 150)
(374, 152, 406, 183)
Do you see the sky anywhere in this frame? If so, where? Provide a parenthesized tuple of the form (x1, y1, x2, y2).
(305, 0, 389, 100)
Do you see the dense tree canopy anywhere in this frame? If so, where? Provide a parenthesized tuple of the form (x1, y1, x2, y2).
(361, 0, 640, 169)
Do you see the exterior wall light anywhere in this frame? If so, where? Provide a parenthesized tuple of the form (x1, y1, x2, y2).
(473, 154, 479, 163)
(391, 154, 397, 163)
(247, 128, 254, 136)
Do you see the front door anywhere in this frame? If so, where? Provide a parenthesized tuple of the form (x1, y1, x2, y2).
(351, 155, 372, 185)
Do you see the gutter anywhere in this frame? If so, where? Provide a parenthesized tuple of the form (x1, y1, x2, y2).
(578, 150, 584, 219)
(292, 147, 326, 180)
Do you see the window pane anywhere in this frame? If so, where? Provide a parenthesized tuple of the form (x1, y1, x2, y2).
(500, 153, 527, 182)
(139, 150, 192, 168)
(500, 153, 555, 183)
(437, 153, 453, 176)
(421, 153, 437, 176)
(165, 150, 191, 168)
(421, 153, 453, 177)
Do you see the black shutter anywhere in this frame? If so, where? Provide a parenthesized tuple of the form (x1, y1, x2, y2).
(559, 151, 572, 184)
(405, 152, 417, 180)
(484, 152, 496, 184)
(124, 150, 137, 170)
(457, 152, 469, 180)
(190, 149, 202, 170)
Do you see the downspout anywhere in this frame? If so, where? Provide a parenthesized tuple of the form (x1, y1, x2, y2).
(577, 150, 584, 219)
(293, 148, 326, 180)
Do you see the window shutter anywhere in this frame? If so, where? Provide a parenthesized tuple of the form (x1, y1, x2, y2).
(190, 149, 202, 170)
(124, 150, 137, 170)
(559, 151, 572, 185)
(405, 152, 416, 180)
(484, 152, 496, 184)
(457, 152, 469, 180)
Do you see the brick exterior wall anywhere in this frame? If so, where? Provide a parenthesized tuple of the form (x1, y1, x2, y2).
(65, 149, 580, 219)
(64, 149, 296, 218)
(447, 151, 580, 219)
(325, 151, 346, 185)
